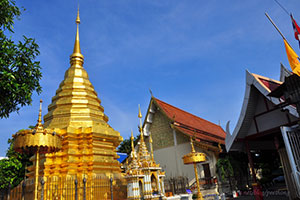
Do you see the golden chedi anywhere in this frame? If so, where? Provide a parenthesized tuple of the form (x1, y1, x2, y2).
(26, 9, 123, 179)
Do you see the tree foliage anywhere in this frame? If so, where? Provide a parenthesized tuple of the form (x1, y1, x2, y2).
(0, 0, 42, 118)
(216, 156, 234, 182)
(117, 134, 140, 154)
(0, 138, 32, 189)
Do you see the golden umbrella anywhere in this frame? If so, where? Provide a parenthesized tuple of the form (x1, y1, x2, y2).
(13, 100, 62, 200)
(182, 136, 206, 200)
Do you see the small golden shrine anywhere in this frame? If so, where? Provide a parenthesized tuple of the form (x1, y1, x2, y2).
(125, 106, 166, 200)
(25, 8, 123, 179)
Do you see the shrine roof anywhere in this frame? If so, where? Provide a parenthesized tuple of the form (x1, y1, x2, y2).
(152, 98, 226, 144)
(252, 73, 282, 92)
(225, 70, 298, 152)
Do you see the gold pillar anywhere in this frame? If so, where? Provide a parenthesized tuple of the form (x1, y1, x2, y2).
(193, 163, 203, 200)
(34, 148, 40, 200)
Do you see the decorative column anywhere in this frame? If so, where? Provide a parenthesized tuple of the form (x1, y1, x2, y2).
(157, 176, 161, 194)
(143, 173, 152, 199)
(134, 178, 140, 200)
(127, 178, 140, 200)
(161, 177, 165, 195)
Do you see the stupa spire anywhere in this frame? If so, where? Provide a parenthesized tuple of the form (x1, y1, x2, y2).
(43, 8, 109, 128)
(70, 6, 84, 65)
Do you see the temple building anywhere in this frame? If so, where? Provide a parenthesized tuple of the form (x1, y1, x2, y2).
(141, 96, 226, 190)
(225, 66, 300, 199)
(125, 107, 166, 199)
(26, 9, 123, 180)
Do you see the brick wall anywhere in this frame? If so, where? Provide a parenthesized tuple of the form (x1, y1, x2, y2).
(149, 110, 174, 150)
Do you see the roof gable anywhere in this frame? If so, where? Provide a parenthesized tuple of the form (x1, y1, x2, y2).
(225, 70, 298, 152)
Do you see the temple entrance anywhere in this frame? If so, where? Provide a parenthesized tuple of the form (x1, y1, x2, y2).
(151, 174, 158, 194)
(202, 163, 212, 184)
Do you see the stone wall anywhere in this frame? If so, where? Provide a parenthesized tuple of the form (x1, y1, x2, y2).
(149, 110, 174, 150)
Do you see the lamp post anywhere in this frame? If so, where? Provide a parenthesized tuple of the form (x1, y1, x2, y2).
(182, 136, 206, 200)
(13, 100, 62, 200)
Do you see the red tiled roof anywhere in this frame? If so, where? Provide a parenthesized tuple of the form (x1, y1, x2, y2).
(153, 98, 226, 144)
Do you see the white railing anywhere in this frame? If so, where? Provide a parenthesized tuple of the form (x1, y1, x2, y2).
(281, 126, 300, 198)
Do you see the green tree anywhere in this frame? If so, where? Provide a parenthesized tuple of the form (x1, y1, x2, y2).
(0, 138, 32, 189)
(0, 0, 42, 118)
(118, 134, 140, 154)
(216, 156, 234, 191)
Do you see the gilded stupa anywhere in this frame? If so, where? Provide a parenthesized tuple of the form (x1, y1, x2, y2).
(27, 8, 123, 178)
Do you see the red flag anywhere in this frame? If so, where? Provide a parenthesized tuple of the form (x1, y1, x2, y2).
(291, 14, 300, 47)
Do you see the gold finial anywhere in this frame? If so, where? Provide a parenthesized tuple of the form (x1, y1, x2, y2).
(70, 6, 84, 64)
(38, 99, 43, 124)
(73, 7, 81, 54)
(131, 130, 134, 141)
(190, 136, 196, 153)
(34, 99, 44, 131)
(131, 130, 135, 154)
(76, 5, 80, 24)
(149, 88, 154, 97)
(138, 105, 144, 142)
(138, 104, 142, 119)
(149, 134, 154, 162)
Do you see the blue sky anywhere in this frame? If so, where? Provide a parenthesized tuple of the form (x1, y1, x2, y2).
(0, 0, 300, 156)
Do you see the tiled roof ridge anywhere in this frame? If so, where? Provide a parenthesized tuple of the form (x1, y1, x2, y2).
(153, 97, 223, 130)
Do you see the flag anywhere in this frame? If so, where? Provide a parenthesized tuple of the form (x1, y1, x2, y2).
(283, 39, 300, 76)
(291, 14, 300, 47)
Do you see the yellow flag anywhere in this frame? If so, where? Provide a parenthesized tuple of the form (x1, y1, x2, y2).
(284, 39, 300, 76)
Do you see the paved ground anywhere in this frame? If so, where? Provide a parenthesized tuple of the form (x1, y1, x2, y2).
(226, 195, 289, 200)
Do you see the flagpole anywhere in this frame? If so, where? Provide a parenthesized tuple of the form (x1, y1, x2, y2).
(265, 12, 295, 49)
(274, 0, 290, 16)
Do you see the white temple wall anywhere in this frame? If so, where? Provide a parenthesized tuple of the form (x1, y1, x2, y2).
(153, 142, 217, 182)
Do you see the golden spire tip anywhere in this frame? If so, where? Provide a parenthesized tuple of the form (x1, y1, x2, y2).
(131, 130, 134, 140)
(76, 5, 80, 24)
(38, 99, 43, 123)
(70, 5, 83, 63)
(138, 104, 142, 119)
(190, 136, 196, 153)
